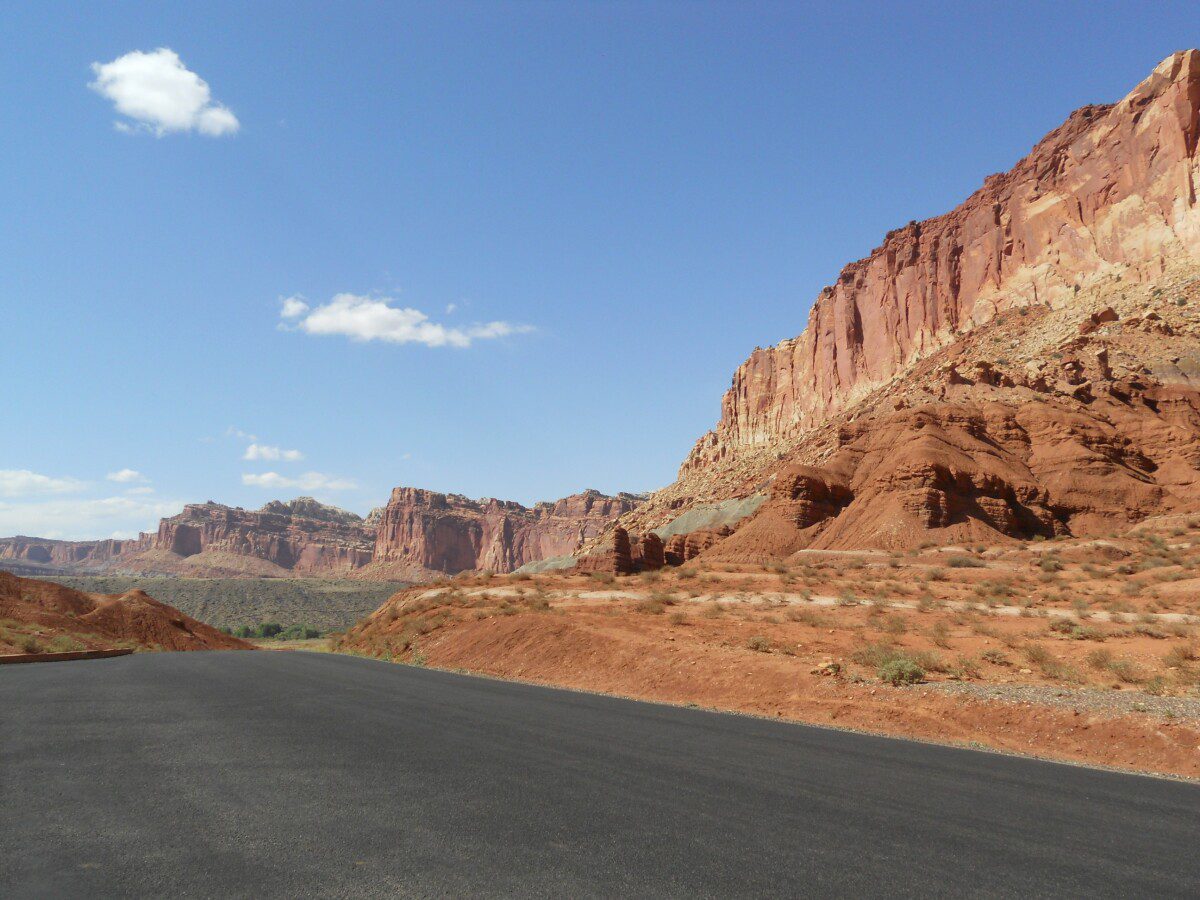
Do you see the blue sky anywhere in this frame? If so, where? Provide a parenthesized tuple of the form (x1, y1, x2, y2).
(2, 1, 1197, 538)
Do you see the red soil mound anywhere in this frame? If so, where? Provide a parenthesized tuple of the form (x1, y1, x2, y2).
(0, 571, 252, 654)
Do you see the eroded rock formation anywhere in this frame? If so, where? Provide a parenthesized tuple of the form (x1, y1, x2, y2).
(0, 536, 146, 574)
(3, 489, 640, 580)
(370, 489, 641, 579)
(682, 50, 1200, 476)
(132, 497, 378, 576)
(611, 51, 1200, 561)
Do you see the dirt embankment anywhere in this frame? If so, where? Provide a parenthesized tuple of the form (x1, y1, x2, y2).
(0, 571, 253, 655)
(339, 517, 1200, 779)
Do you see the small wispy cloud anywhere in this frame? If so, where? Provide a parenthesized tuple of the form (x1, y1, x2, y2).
(89, 48, 239, 137)
(106, 468, 147, 484)
(243, 443, 304, 462)
(0, 469, 85, 498)
(279, 293, 532, 349)
(241, 471, 356, 491)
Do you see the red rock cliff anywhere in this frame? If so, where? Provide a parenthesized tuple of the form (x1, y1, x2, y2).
(147, 497, 377, 575)
(684, 51, 1200, 474)
(0, 535, 148, 573)
(371, 488, 642, 577)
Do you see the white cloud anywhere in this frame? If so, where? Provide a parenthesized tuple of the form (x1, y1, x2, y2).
(241, 471, 356, 491)
(89, 48, 239, 137)
(106, 468, 147, 484)
(445, 303, 458, 314)
(0, 496, 183, 541)
(280, 296, 310, 319)
(243, 442, 304, 462)
(0, 470, 85, 498)
(125, 486, 155, 496)
(279, 293, 532, 348)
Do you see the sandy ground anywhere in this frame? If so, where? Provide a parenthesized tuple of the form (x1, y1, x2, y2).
(336, 516, 1200, 778)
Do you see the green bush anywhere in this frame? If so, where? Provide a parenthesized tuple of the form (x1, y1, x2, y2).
(878, 658, 925, 685)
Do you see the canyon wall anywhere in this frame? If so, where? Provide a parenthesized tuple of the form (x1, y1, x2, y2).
(0, 535, 147, 573)
(146, 497, 378, 575)
(1, 490, 640, 579)
(683, 50, 1200, 475)
(370, 488, 642, 578)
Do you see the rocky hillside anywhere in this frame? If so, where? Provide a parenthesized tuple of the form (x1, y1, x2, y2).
(1, 490, 640, 580)
(597, 50, 1200, 563)
(0, 571, 253, 654)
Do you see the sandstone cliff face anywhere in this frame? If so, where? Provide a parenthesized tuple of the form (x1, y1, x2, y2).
(594, 52, 1200, 561)
(140, 497, 377, 576)
(683, 51, 1200, 476)
(0, 535, 147, 573)
(2, 489, 641, 580)
(370, 488, 641, 578)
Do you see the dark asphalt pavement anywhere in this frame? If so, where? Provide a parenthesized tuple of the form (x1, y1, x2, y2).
(2, 651, 1197, 897)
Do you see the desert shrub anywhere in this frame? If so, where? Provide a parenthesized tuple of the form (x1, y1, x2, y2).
(1037, 556, 1063, 573)
(878, 657, 925, 685)
(786, 607, 828, 627)
(947, 555, 985, 569)
(1024, 643, 1053, 666)
(590, 572, 615, 585)
(746, 636, 771, 653)
(951, 656, 982, 680)
(929, 621, 952, 648)
(1163, 642, 1199, 668)
(883, 614, 908, 635)
(668, 612, 687, 626)
(1023, 643, 1077, 680)
(1049, 620, 1104, 641)
(851, 641, 898, 668)
(18, 635, 44, 653)
(981, 649, 1010, 666)
(904, 649, 943, 673)
(1132, 622, 1170, 639)
(636, 599, 666, 615)
(1107, 658, 1142, 683)
(1143, 676, 1168, 696)
(1086, 648, 1114, 670)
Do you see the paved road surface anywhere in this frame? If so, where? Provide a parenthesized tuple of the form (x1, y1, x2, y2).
(2, 651, 1197, 897)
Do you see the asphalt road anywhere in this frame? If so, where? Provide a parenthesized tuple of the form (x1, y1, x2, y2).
(2, 652, 1197, 898)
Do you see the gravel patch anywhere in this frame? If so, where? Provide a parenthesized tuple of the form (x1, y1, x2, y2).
(922, 681, 1200, 724)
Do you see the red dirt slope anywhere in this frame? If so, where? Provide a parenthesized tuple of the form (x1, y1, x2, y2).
(0, 571, 252, 654)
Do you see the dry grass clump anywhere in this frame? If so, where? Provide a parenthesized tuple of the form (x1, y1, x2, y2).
(786, 607, 829, 627)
